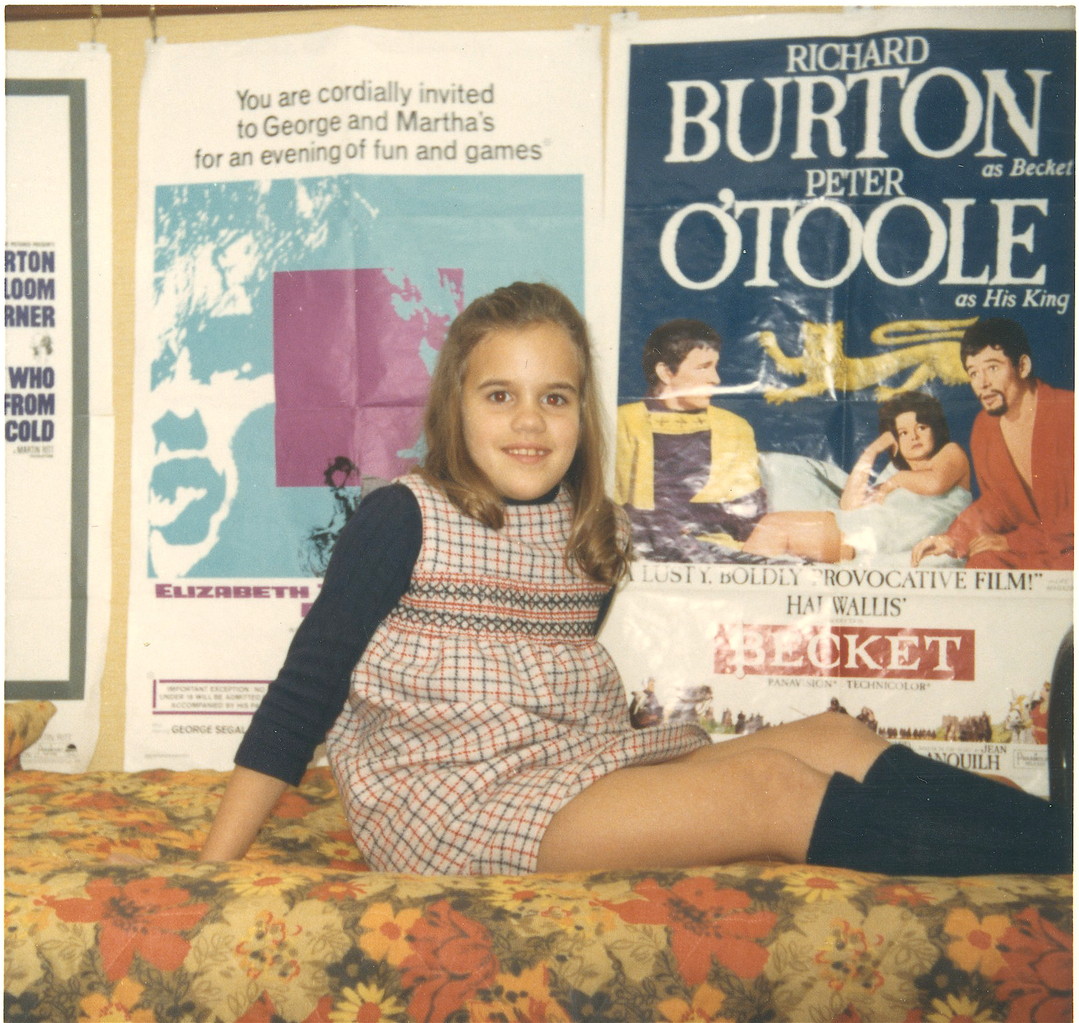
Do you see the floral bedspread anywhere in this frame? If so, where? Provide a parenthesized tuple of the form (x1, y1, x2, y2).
(5, 767, 1072, 1023)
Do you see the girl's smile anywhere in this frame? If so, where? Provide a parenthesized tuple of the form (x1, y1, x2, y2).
(461, 321, 582, 501)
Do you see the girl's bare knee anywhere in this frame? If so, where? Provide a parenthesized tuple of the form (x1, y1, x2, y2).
(712, 748, 826, 861)
(737, 747, 823, 795)
(802, 712, 887, 777)
(805, 710, 873, 744)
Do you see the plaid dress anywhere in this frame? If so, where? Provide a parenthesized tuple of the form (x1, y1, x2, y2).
(326, 476, 710, 875)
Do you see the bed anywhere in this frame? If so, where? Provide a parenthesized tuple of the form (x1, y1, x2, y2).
(5, 700, 1071, 1023)
(628, 452, 971, 567)
(760, 451, 971, 566)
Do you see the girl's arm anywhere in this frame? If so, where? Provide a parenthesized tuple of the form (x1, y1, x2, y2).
(200, 484, 421, 860)
(199, 767, 288, 861)
(840, 433, 896, 510)
(875, 442, 970, 499)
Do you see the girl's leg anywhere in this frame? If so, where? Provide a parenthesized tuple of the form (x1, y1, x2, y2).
(743, 511, 854, 563)
(685, 710, 889, 781)
(537, 713, 883, 872)
(537, 744, 830, 872)
(537, 714, 1070, 875)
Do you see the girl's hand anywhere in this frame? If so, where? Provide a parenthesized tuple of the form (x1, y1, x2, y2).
(866, 432, 898, 457)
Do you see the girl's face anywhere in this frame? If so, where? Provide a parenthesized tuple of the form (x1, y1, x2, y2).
(461, 321, 582, 501)
(893, 411, 935, 463)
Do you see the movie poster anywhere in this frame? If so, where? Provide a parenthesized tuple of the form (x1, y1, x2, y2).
(127, 25, 602, 768)
(5, 47, 113, 770)
(602, 8, 1074, 794)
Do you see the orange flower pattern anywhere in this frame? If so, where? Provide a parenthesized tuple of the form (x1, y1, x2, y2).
(76, 978, 155, 1022)
(358, 902, 423, 966)
(944, 907, 1011, 976)
(603, 876, 778, 985)
(813, 918, 886, 994)
(994, 907, 1073, 1022)
(46, 876, 209, 981)
(399, 899, 499, 1023)
(5, 767, 1071, 1023)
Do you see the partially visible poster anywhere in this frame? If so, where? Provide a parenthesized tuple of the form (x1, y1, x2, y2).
(4, 47, 113, 771)
(603, 8, 1074, 795)
(128, 26, 602, 768)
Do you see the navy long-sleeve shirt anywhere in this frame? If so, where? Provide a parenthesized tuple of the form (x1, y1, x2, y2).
(235, 484, 422, 785)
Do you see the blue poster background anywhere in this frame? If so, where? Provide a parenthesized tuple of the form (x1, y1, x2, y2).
(149, 174, 584, 578)
(619, 27, 1074, 472)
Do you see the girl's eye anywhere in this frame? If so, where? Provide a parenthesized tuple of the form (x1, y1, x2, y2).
(544, 393, 569, 407)
(486, 390, 511, 404)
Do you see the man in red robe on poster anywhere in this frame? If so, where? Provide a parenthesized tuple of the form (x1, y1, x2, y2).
(913, 318, 1074, 570)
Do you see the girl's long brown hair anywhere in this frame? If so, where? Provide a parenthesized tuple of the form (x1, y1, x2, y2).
(418, 282, 630, 587)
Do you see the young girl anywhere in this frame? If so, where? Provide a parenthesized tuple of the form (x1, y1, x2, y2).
(742, 391, 971, 563)
(202, 283, 1068, 877)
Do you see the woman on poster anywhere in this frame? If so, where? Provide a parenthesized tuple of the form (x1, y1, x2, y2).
(743, 391, 971, 563)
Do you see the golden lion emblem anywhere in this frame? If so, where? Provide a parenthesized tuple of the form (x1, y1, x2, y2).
(757, 318, 976, 404)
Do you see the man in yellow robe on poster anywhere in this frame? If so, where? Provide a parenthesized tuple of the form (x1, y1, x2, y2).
(615, 319, 768, 562)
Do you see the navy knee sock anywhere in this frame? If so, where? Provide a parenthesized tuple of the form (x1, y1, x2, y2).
(807, 744, 1071, 876)
(866, 743, 1073, 855)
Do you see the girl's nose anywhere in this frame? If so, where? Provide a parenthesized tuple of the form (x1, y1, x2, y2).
(512, 400, 544, 431)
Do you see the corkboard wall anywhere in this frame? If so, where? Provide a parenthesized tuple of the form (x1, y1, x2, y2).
(6, 4, 827, 771)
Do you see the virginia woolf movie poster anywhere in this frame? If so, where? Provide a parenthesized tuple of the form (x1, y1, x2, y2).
(4, 48, 113, 771)
(127, 25, 601, 769)
(602, 8, 1074, 794)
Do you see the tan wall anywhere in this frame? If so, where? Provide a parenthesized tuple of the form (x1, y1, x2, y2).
(6, 4, 825, 770)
